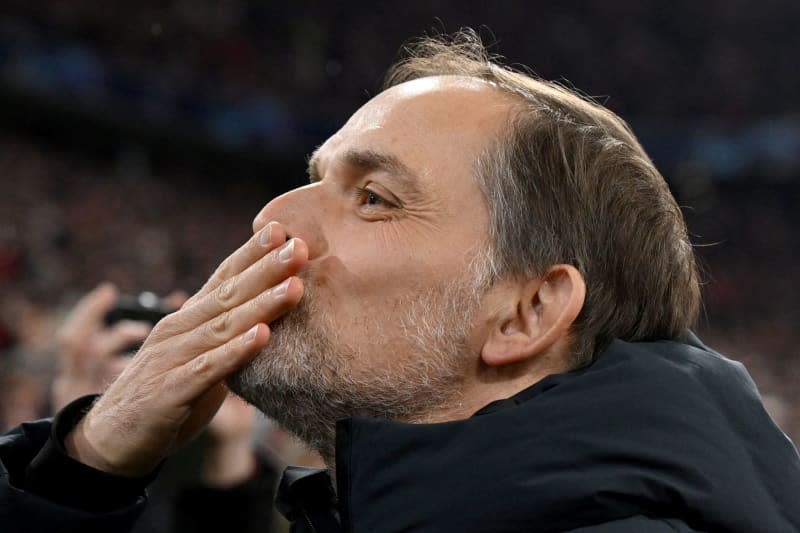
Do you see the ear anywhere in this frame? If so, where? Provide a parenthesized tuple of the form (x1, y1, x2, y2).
(481, 264, 586, 367)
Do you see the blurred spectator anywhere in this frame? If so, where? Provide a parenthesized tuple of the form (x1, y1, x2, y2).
(50, 283, 150, 411)
(27, 281, 288, 532)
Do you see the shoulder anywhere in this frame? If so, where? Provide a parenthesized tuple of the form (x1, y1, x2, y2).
(590, 333, 760, 407)
(567, 515, 700, 532)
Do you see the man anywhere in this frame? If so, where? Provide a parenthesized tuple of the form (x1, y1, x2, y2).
(2, 30, 799, 532)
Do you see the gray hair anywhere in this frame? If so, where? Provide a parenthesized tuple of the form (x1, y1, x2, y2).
(384, 30, 700, 367)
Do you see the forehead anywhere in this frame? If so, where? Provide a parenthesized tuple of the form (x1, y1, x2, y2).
(314, 76, 513, 197)
(343, 76, 508, 134)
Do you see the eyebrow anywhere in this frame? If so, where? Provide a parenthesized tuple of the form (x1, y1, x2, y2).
(307, 148, 423, 195)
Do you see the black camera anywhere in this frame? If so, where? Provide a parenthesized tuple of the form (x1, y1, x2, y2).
(104, 292, 171, 326)
(104, 292, 172, 355)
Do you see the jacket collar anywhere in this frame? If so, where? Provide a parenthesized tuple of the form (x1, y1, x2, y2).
(278, 336, 800, 532)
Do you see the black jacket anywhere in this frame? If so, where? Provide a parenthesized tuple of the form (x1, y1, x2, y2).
(0, 397, 278, 533)
(278, 334, 800, 532)
(2, 334, 799, 532)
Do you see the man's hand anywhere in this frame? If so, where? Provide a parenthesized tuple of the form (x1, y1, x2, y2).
(65, 222, 307, 478)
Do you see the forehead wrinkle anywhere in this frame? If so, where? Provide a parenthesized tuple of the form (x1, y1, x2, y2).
(340, 148, 425, 195)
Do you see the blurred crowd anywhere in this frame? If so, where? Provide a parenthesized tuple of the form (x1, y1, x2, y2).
(0, 133, 269, 426)
(0, 135, 323, 532)
(682, 179, 800, 442)
(1, 1, 800, 174)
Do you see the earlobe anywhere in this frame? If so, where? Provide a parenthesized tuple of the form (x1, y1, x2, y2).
(481, 265, 586, 368)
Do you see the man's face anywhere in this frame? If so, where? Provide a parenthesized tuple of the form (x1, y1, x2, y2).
(229, 77, 512, 460)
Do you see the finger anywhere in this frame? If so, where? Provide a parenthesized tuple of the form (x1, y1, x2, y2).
(171, 276, 303, 358)
(98, 320, 152, 356)
(164, 290, 190, 311)
(57, 283, 118, 351)
(106, 356, 132, 381)
(210, 393, 254, 425)
(190, 238, 307, 324)
(208, 395, 257, 439)
(219, 391, 252, 411)
(158, 237, 307, 339)
(175, 383, 230, 448)
(167, 323, 271, 404)
(183, 221, 287, 308)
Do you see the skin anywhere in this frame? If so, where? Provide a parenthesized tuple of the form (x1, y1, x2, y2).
(67, 76, 586, 476)
(248, 77, 513, 404)
(55, 283, 258, 485)
(51, 283, 151, 412)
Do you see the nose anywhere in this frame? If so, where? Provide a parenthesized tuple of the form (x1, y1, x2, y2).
(252, 183, 328, 260)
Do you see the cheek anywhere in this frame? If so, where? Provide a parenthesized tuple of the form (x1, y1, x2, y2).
(312, 258, 416, 324)
(306, 219, 480, 329)
(318, 224, 442, 292)
(308, 254, 425, 338)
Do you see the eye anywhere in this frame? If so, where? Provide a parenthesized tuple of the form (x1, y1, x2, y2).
(354, 186, 391, 208)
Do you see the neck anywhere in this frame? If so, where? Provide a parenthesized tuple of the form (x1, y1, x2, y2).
(422, 358, 568, 424)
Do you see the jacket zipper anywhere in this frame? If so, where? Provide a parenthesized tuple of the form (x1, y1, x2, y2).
(302, 509, 317, 533)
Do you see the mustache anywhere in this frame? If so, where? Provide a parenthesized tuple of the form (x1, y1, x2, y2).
(268, 278, 316, 330)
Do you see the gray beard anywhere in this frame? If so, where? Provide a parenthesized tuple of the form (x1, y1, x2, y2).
(227, 277, 483, 465)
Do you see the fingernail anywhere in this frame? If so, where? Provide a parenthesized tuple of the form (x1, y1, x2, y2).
(243, 325, 258, 344)
(136, 323, 153, 336)
(278, 239, 295, 262)
(258, 225, 272, 247)
(272, 278, 291, 297)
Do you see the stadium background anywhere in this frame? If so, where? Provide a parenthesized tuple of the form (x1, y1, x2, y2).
(0, 1, 798, 446)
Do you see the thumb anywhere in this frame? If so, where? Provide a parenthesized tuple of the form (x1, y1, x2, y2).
(57, 283, 118, 352)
